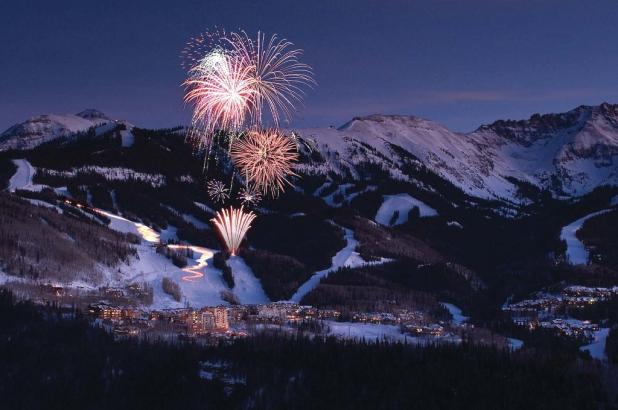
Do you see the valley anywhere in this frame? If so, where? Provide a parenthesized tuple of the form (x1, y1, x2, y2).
(1, 105, 618, 376)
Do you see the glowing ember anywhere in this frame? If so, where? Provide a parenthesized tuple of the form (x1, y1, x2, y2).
(211, 206, 256, 256)
(231, 130, 299, 197)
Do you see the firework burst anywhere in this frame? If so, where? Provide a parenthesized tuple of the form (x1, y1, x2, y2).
(206, 179, 230, 203)
(237, 186, 262, 206)
(181, 28, 230, 72)
(184, 52, 255, 137)
(183, 29, 314, 142)
(227, 31, 315, 127)
(231, 130, 299, 197)
(211, 206, 256, 255)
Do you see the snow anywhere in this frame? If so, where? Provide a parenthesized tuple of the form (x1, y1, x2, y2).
(23, 198, 63, 213)
(194, 201, 216, 215)
(95, 209, 230, 308)
(43, 166, 165, 187)
(447, 221, 463, 229)
(317, 183, 354, 207)
(295, 105, 618, 201)
(163, 205, 210, 230)
(560, 209, 612, 265)
(375, 193, 437, 226)
(325, 321, 409, 343)
(228, 256, 270, 304)
(0, 112, 113, 151)
(440, 302, 469, 325)
(507, 337, 524, 350)
(8, 159, 46, 192)
(290, 226, 388, 303)
(181, 214, 210, 230)
(120, 129, 135, 147)
(580, 328, 610, 361)
(611, 195, 618, 206)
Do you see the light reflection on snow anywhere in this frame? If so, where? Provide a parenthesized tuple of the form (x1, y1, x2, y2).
(168, 245, 215, 282)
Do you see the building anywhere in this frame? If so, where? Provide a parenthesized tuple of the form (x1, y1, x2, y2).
(187, 307, 229, 334)
(213, 307, 229, 330)
(203, 310, 216, 330)
(187, 310, 204, 334)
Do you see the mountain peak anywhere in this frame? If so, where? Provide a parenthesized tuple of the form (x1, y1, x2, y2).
(0, 110, 116, 151)
(76, 109, 110, 121)
(338, 114, 438, 132)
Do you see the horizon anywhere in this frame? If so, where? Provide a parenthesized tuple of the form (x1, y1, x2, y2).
(3, 100, 617, 135)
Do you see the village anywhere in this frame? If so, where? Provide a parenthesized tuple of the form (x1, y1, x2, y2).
(87, 300, 464, 344)
(2, 279, 486, 345)
(502, 285, 617, 340)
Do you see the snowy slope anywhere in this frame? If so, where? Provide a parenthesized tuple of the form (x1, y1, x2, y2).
(375, 193, 437, 226)
(560, 209, 613, 265)
(290, 225, 389, 303)
(0, 109, 118, 151)
(8, 159, 43, 192)
(295, 103, 618, 201)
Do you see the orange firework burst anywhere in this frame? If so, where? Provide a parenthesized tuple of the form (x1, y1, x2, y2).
(231, 130, 299, 197)
(211, 206, 256, 255)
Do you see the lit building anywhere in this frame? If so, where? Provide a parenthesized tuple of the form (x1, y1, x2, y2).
(213, 307, 229, 330)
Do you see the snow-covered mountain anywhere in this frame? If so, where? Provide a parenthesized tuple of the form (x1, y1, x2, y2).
(0, 109, 122, 151)
(296, 103, 618, 200)
(3, 103, 618, 201)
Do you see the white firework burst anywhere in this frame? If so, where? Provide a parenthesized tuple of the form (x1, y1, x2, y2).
(206, 179, 230, 203)
(237, 186, 262, 206)
(211, 206, 256, 255)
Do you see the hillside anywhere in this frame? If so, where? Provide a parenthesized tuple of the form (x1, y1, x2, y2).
(0, 104, 618, 332)
(295, 103, 618, 201)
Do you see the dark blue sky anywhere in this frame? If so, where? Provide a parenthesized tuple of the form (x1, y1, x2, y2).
(2, 0, 617, 132)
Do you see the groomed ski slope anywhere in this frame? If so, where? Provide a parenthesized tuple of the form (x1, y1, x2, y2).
(375, 193, 438, 226)
(560, 209, 612, 265)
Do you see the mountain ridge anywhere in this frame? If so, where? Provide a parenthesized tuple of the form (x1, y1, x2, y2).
(2, 103, 618, 201)
(297, 103, 618, 200)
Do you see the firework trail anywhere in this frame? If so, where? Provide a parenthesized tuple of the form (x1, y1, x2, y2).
(231, 130, 299, 197)
(237, 185, 262, 206)
(211, 206, 256, 255)
(206, 179, 230, 203)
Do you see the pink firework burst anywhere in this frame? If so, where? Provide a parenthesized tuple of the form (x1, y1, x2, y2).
(231, 130, 299, 197)
(183, 29, 314, 145)
(211, 206, 256, 255)
(184, 52, 255, 137)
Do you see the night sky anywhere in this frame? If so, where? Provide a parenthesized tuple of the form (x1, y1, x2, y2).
(2, 0, 618, 132)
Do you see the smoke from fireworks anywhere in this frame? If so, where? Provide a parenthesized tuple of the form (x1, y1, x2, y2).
(211, 206, 256, 255)
(231, 129, 299, 197)
(206, 180, 230, 203)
